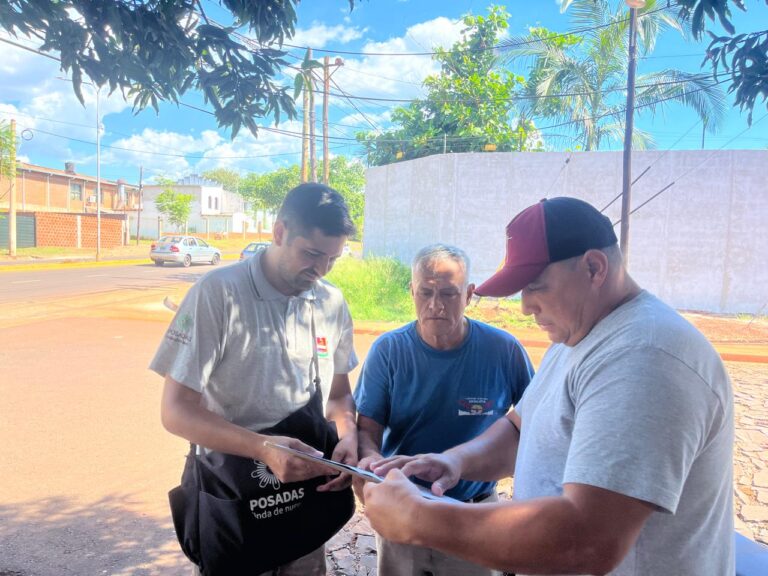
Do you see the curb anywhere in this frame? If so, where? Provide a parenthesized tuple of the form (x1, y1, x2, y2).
(353, 325, 768, 364)
(0, 253, 240, 272)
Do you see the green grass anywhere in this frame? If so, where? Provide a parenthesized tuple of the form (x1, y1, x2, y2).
(465, 298, 538, 330)
(326, 256, 538, 331)
(326, 256, 414, 322)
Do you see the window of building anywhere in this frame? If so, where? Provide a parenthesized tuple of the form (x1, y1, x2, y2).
(208, 196, 212, 209)
(215, 197, 219, 210)
(70, 182, 83, 200)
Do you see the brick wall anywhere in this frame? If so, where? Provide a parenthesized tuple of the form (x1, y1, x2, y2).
(36, 212, 126, 248)
(36, 212, 78, 247)
(80, 213, 124, 248)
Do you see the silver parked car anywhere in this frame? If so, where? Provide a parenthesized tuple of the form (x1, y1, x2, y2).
(239, 241, 271, 261)
(150, 235, 221, 267)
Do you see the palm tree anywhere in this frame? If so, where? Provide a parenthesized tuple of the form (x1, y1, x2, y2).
(501, 0, 726, 150)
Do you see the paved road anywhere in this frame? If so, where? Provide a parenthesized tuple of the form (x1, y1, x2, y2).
(0, 261, 228, 304)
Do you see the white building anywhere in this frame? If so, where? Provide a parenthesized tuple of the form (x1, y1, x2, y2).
(137, 175, 265, 238)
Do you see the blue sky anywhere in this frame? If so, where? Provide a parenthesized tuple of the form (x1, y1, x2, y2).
(1, 0, 766, 184)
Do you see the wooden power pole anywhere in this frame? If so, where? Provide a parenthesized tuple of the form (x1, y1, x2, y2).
(135, 165, 143, 245)
(300, 48, 312, 183)
(323, 56, 331, 185)
(8, 119, 17, 257)
(309, 49, 317, 183)
(322, 57, 343, 185)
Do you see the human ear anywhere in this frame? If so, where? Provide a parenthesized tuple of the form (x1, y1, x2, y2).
(465, 283, 476, 305)
(273, 220, 286, 246)
(584, 250, 609, 284)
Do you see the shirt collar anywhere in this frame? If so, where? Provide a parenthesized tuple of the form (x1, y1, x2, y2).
(250, 252, 317, 301)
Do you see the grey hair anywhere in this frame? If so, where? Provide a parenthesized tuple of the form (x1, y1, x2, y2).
(411, 243, 471, 286)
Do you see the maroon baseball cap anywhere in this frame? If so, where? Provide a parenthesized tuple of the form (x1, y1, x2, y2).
(475, 197, 618, 297)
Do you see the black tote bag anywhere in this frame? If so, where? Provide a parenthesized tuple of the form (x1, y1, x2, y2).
(168, 384, 355, 576)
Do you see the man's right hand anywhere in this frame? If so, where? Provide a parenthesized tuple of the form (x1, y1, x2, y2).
(353, 454, 382, 504)
(370, 452, 463, 497)
(259, 436, 329, 483)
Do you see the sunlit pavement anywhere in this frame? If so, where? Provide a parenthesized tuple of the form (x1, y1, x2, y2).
(0, 282, 765, 575)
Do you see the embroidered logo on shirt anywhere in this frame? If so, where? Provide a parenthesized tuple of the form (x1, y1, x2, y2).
(458, 397, 494, 416)
(316, 336, 329, 358)
(166, 312, 193, 345)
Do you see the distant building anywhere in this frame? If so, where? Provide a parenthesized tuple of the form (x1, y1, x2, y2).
(139, 174, 266, 239)
(0, 162, 139, 249)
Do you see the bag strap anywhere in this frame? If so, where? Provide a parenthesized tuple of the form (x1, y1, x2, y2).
(309, 296, 322, 398)
(188, 295, 324, 461)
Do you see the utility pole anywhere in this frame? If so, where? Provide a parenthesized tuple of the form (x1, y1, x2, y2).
(309, 48, 317, 183)
(300, 48, 312, 183)
(135, 165, 143, 246)
(323, 56, 330, 185)
(8, 119, 16, 257)
(322, 56, 343, 185)
(620, 3, 641, 268)
(95, 85, 102, 261)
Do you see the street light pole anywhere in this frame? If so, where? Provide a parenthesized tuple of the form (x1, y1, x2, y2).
(620, 0, 644, 268)
(95, 85, 101, 261)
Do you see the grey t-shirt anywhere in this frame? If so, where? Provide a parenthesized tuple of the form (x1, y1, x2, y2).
(514, 291, 734, 576)
(150, 252, 358, 431)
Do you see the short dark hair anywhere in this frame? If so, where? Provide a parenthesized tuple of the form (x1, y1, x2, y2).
(277, 183, 356, 238)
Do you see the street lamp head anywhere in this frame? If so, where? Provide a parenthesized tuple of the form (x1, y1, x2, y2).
(625, 0, 646, 7)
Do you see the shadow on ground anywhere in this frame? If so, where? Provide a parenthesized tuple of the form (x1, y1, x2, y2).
(0, 495, 188, 576)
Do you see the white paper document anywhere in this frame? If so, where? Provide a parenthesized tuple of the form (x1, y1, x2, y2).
(264, 441, 458, 502)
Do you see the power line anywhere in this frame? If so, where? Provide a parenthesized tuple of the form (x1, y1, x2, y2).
(612, 112, 768, 224)
(544, 154, 572, 198)
(0, 36, 59, 61)
(18, 124, 349, 160)
(317, 74, 713, 105)
(534, 77, 730, 134)
(600, 118, 703, 213)
(328, 77, 381, 133)
(351, 77, 733, 147)
(280, 3, 679, 57)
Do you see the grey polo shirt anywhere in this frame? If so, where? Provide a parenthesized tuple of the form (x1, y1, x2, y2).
(150, 253, 358, 431)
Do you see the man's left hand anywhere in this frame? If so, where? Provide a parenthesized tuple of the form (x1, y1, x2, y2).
(317, 432, 357, 492)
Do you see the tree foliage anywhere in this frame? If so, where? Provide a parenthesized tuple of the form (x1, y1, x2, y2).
(0, 1, 354, 137)
(674, 1, 767, 123)
(202, 168, 241, 193)
(357, 6, 541, 166)
(155, 178, 193, 231)
(325, 156, 365, 237)
(0, 121, 16, 180)
(501, 0, 727, 150)
(241, 165, 299, 217)
(236, 157, 365, 237)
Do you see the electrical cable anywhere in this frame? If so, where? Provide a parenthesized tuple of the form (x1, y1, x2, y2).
(599, 118, 702, 213)
(611, 112, 768, 225)
(280, 3, 679, 57)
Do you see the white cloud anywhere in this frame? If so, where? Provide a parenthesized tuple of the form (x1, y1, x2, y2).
(330, 16, 465, 104)
(100, 120, 310, 182)
(291, 22, 367, 48)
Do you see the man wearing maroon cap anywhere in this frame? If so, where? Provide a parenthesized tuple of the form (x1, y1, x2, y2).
(362, 197, 734, 576)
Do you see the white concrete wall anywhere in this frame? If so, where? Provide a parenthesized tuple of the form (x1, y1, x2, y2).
(363, 150, 768, 314)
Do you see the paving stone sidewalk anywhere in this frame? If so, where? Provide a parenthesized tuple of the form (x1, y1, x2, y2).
(325, 360, 768, 575)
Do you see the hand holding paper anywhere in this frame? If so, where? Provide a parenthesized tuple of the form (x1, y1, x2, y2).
(264, 441, 457, 502)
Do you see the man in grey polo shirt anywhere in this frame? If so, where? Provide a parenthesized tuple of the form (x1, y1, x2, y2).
(152, 183, 359, 575)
